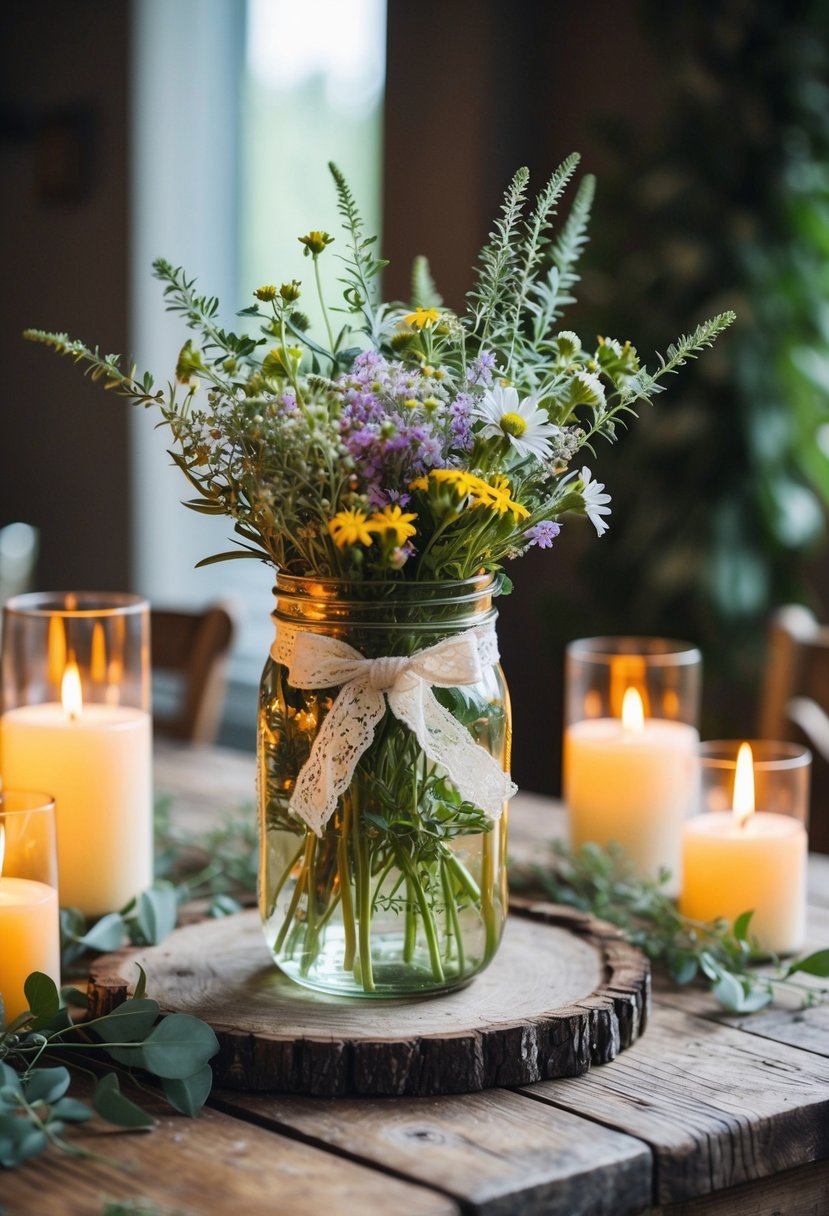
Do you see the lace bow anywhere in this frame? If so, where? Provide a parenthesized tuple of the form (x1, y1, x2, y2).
(271, 623, 517, 836)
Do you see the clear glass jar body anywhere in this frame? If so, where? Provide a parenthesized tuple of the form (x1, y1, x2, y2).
(258, 575, 511, 998)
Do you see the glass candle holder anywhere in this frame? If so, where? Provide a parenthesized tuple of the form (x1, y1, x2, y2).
(0, 791, 60, 1022)
(680, 740, 810, 955)
(563, 637, 702, 892)
(1, 592, 153, 918)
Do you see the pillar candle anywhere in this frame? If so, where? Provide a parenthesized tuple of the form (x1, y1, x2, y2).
(564, 689, 698, 890)
(2, 703, 152, 917)
(0, 877, 60, 1022)
(680, 743, 806, 954)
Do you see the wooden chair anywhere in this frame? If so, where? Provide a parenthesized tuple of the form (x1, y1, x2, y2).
(151, 603, 236, 744)
(760, 603, 829, 852)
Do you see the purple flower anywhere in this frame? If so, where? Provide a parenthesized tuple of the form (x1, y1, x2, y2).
(526, 520, 561, 549)
(467, 350, 497, 387)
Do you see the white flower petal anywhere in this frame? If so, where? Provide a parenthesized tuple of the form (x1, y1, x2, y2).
(580, 467, 612, 537)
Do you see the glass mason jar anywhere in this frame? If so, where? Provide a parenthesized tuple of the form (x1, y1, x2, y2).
(258, 574, 511, 998)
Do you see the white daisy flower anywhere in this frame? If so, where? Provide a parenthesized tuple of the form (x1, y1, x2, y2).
(579, 467, 612, 536)
(473, 385, 560, 462)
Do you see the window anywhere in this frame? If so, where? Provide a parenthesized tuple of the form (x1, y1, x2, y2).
(130, 0, 385, 745)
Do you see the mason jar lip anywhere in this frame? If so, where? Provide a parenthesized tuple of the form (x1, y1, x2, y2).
(566, 635, 701, 666)
(699, 739, 812, 771)
(3, 591, 149, 620)
(273, 572, 503, 610)
(273, 572, 499, 593)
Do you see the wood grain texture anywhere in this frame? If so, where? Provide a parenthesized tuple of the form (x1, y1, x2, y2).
(0, 1073, 458, 1216)
(86, 904, 649, 1097)
(654, 1156, 829, 1215)
(519, 1004, 829, 1205)
(214, 1086, 653, 1216)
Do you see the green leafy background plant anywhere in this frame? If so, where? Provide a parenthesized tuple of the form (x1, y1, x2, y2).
(564, 0, 829, 735)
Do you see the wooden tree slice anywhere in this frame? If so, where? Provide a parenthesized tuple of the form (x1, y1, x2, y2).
(87, 903, 649, 1097)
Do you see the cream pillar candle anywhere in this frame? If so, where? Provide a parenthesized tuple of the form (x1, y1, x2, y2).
(2, 699, 152, 917)
(564, 688, 699, 890)
(0, 877, 60, 1022)
(680, 742, 807, 955)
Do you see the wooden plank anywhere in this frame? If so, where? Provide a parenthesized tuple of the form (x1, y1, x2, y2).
(86, 906, 649, 1096)
(213, 1086, 653, 1216)
(653, 1156, 829, 1215)
(518, 1004, 829, 1206)
(0, 1073, 458, 1216)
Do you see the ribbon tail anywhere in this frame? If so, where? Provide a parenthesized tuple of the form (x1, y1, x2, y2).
(389, 684, 516, 819)
(289, 676, 386, 835)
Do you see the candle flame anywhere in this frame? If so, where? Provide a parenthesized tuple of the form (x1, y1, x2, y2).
(61, 659, 83, 720)
(733, 741, 755, 828)
(621, 687, 645, 734)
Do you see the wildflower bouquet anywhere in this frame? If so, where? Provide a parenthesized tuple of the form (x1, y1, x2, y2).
(26, 155, 733, 998)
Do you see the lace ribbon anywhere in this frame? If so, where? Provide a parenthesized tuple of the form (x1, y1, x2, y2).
(270, 621, 517, 836)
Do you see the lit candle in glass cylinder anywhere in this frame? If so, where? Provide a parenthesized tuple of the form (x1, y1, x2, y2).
(0, 791, 60, 1022)
(680, 741, 808, 954)
(563, 637, 701, 893)
(1, 593, 153, 918)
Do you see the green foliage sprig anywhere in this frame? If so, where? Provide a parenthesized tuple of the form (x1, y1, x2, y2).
(511, 840, 829, 1014)
(0, 970, 219, 1170)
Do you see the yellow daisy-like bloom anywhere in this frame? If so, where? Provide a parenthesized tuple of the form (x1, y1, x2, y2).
(369, 505, 418, 546)
(405, 307, 441, 330)
(328, 509, 375, 549)
(472, 474, 530, 521)
(421, 468, 487, 498)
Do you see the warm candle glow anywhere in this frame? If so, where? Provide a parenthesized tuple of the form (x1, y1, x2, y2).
(0, 822, 5, 877)
(621, 686, 645, 734)
(90, 622, 107, 683)
(733, 741, 755, 828)
(47, 616, 67, 689)
(61, 660, 83, 720)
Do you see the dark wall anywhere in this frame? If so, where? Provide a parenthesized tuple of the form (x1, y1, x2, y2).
(383, 0, 670, 793)
(0, 2, 131, 591)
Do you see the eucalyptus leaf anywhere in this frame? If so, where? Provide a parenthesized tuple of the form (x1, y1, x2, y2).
(135, 886, 179, 945)
(0, 1115, 48, 1168)
(0, 1062, 20, 1092)
(93, 1074, 155, 1131)
(22, 1067, 70, 1105)
(786, 948, 829, 979)
(711, 970, 747, 1012)
(50, 1096, 94, 1123)
(94, 999, 161, 1044)
(79, 913, 128, 953)
(209, 893, 242, 917)
(133, 964, 148, 1001)
(139, 1015, 220, 1080)
(23, 972, 60, 1028)
(733, 910, 754, 942)
(160, 1064, 214, 1116)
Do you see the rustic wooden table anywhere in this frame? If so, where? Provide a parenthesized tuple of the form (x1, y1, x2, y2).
(5, 742, 829, 1216)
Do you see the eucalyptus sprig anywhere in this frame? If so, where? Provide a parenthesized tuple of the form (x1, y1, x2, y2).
(511, 840, 829, 1014)
(0, 970, 219, 1170)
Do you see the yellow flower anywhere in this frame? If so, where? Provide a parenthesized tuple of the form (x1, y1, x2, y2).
(472, 475, 530, 521)
(369, 505, 418, 546)
(426, 468, 487, 497)
(254, 285, 277, 302)
(298, 231, 334, 256)
(328, 509, 375, 549)
(405, 307, 441, 330)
